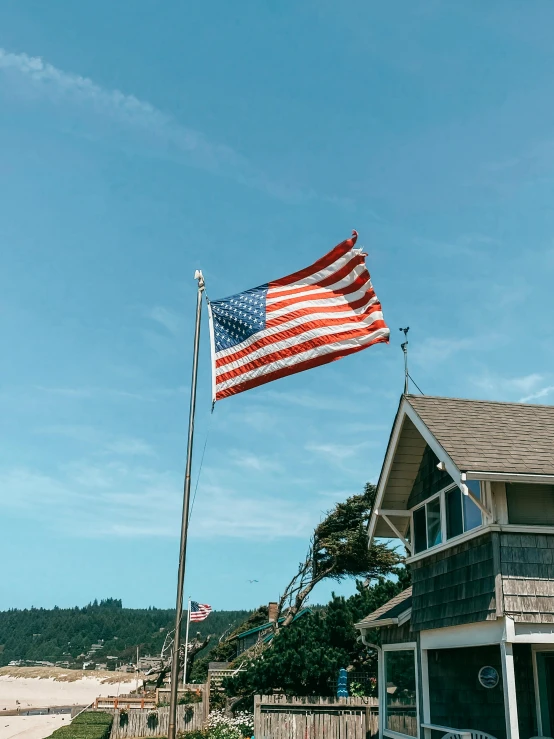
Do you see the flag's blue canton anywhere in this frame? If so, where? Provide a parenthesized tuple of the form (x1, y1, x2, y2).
(211, 284, 268, 353)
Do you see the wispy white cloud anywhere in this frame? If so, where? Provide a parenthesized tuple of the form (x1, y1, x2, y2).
(190, 483, 312, 540)
(261, 389, 366, 414)
(34, 385, 150, 401)
(0, 456, 312, 540)
(415, 233, 499, 259)
(519, 385, 554, 403)
(146, 306, 181, 336)
(306, 441, 374, 464)
(37, 424, 156, 457)
(106, 437, 156, 457)
(0, 48, 336, 204)
(34, 386, 93, 398)
(230, 451, 281, 473)
(412, 336, 484, 366)
(471, 371, 554, 403)
(36, 424, 102, 443)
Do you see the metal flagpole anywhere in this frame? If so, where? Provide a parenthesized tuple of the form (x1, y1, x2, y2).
(399, 327, 409, 394)
(168, 270, 205, 739)
(183, 597, 191, 686)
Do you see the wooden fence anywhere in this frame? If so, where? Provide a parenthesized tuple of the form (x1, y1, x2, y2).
(109, 704, 204, 738)
(254, 695, 379, 739)
(156, 684, 208, 710)
(95, 695, 156, 711)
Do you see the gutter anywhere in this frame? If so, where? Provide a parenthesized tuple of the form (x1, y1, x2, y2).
(354, 608, 411, 631)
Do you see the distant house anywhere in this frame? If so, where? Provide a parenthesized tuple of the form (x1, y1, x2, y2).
(138, 655, 163, 671)
(232, 602, 311, 657)
(356, 394, 554, 739)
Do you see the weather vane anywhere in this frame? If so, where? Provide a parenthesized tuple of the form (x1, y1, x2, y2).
(399, 327, 410, 394)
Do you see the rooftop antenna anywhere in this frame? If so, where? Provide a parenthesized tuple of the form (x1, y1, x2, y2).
(399, 327, 410, 394)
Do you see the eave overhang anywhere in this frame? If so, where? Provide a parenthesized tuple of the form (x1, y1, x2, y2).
(368, 395, 463, 547)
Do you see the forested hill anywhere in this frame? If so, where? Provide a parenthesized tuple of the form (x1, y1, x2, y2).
(0, 599, 250, 667)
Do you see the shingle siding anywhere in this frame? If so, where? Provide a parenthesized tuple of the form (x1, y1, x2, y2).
(501, 532, 554, 621)
(411, 533, 497, 630)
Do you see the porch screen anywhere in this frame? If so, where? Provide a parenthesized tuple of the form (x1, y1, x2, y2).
(384, 649, 417, 737)
(506, 483, 554, 526)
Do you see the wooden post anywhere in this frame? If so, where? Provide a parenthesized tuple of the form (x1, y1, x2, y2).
(254, 695, 261, 737)
(203, 681, 209, 722)
(501, 641, 520, 739)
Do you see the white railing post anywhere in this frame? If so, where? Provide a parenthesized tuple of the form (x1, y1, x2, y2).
(500, 641, 520, 739)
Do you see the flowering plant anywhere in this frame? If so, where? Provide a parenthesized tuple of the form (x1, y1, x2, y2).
(205, 710, 254, 738)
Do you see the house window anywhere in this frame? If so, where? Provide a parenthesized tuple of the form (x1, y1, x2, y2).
(384, 647, 418, 737)
(507, 483, 554, 526)
(412, 482, 483, 554)
(412, 496, 443, 554)
(445, 482, 482, 540)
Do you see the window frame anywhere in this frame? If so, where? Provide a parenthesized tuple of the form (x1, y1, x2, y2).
(410, 481, 484, 555)
(381, 642, 420, 739)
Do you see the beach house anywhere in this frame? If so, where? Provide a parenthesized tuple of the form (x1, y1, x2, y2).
(356, 395, 554, 739)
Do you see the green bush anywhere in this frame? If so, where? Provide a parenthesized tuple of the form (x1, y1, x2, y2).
(48, 711, 113, 739)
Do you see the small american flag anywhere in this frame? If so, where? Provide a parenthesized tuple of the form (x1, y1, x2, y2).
(208, 231, 389, 402)
(189, 601, 212, 622)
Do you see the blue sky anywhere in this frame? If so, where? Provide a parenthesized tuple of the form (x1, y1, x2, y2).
(2, 1, 554, 611)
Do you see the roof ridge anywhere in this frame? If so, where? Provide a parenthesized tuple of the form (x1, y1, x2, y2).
(406, 394, 554, 410)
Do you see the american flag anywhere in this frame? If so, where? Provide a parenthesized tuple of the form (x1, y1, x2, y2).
(189, 601, 212, 622)
(208, 231, 389, 402)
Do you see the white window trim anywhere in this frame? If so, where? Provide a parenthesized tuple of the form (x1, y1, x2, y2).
(382, 642, 419, 739)
(410, 482, 486, 557)
(411, 491, 443, 554)
(406, 524, 491, 564)
(407, 522, 554, 564)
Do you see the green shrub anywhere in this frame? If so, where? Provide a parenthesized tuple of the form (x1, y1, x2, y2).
(48, 711, 113, 739)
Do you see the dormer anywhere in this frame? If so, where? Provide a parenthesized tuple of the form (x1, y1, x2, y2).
(369, 394, 554, 563)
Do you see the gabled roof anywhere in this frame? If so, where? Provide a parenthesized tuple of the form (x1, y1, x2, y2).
(369, 394, 554, 541)
(408, 395, 554, 475)
(354, 587, 412, 631)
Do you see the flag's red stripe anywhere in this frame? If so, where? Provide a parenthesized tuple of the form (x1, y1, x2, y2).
(267, 286, 376, 318)
(316, 255, 366, 289)
(268, 282, 326, 300)
(267, 300, 378, 329)
(267, 273, 371, 312)
(268, 254, 365, 299)
(269, 232, 357, 288)
(216, 334, 389, 400)
(216, 321, 389, 385)
(216, 305, 383, 369)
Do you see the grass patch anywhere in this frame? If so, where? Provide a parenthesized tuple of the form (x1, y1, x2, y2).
(48, 711, 113, 739)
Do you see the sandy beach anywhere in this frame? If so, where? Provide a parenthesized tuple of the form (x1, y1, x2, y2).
(0, 714, 69, 739)
(0, 668, 137, 711)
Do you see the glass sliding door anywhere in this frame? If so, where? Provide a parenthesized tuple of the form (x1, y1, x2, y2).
(536, 650, 554, 736)
(384, 646, 418, 737)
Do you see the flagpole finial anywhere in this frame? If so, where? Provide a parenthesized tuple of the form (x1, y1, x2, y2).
(194, 270, 205, 291)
